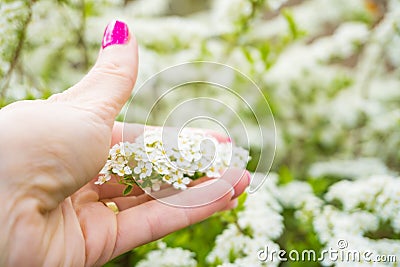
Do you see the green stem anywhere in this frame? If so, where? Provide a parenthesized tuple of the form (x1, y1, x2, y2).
(0, 0, 34, 98)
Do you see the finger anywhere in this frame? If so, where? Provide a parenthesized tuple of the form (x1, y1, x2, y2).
(49, 20, 138, 124)
(110, 168, 250, 257)
(96, 167, 247, 200)
(149, 169, 250, 201)
(222, 198, 238, 211)
(189, 169, 250, 199)
(99, 178, 239, 212)
(96, 180, 146, 199)
(111, 122, 146, 145)
(108, 194, 152, 210)
(97, 176, 176, 199)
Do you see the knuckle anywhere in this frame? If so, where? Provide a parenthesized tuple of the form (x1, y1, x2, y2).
(93, 61, 136, 88)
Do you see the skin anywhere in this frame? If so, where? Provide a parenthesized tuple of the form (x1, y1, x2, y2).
(0, 29, 249, 266)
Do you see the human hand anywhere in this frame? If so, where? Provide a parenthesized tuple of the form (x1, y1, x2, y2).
(0, 20, 250, 266)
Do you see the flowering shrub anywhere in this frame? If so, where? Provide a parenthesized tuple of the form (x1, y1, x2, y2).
(2, 0, 400, 266)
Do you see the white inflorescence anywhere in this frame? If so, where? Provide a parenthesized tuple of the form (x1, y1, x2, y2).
(95, 129, 250, 193)
(136, 242, 197, 267)
(206, 174, 283, 267)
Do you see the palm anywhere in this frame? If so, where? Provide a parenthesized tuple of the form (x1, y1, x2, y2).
(0, 29, 248, 266)
(0, 100, 113, 266)
(0, 100, 247, 266)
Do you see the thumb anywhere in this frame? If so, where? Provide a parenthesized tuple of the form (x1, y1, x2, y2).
(52, 20, 138, 123)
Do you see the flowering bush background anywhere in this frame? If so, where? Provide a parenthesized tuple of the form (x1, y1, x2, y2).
(1, 0, 400, 266)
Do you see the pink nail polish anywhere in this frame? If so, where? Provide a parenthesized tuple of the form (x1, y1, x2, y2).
(231, 198, 238, 209)
(245, 170, 251, 185)
(102, 20, 129, 49)
(230, 188, 235, 198)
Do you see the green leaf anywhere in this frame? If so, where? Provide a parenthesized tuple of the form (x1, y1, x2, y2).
(278, 166, 294, 185)
(123, 185, 133, 196)
(281, 9, 306, 40)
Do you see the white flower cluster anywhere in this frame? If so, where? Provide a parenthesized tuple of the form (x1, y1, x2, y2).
(308, 158, 392, 180)
(207, 224, 281, 267)
(325, 175, 400, 232)
(313, 206, 400, 267)
(124, 0, 169, 17)
(277, 180, 323, 222)
(276, 172, 400, 266)
(136, 242, 197, 267)
(237, 173, 283, 239)
(207, 171, 400, 267)
(207, 173, 283, 267)
(211, 0, 254, 34)
(212, 0, 290, 35)
(95, 129, 250, 193)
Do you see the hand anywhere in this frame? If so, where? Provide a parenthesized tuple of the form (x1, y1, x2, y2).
(0, 20, 250, 266)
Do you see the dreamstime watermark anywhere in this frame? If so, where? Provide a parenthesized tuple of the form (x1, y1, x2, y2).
(257, 239, 397, 264)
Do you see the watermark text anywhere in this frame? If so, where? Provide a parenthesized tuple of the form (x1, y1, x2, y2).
(257, 239, 397, 263)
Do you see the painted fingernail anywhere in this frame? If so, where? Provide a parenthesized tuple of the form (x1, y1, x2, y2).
(230, 188, 235, 198)
(222, 198, 238, 211)
(230, 198, 238, 209)
(245, 170, 251, 185)
(102, 20, 129, 49)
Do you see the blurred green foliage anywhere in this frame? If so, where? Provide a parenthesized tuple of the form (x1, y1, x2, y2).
(2, 0, 400, 266)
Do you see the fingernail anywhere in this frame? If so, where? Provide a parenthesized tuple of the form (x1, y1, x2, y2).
(222, 198, 238, 211)
(230, 198, 238, 209)
(102, 20, 129, 49)
(245, 170, 251, 185)
(230, 188, 235, 198)
(227, 137, 232, 143)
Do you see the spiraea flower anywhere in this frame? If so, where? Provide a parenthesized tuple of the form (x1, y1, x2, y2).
(95, 129, 250, 194)
(134, 161, 153, 179)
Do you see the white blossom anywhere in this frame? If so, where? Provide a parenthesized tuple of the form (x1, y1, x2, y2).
(136, 242, 197, 267)
(96, 130, 249, 192)
(94, 173, 111, 185)
(134, 161, 153, 179)
(309, 158, 391, 179)
(172, 177, 191, 190)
